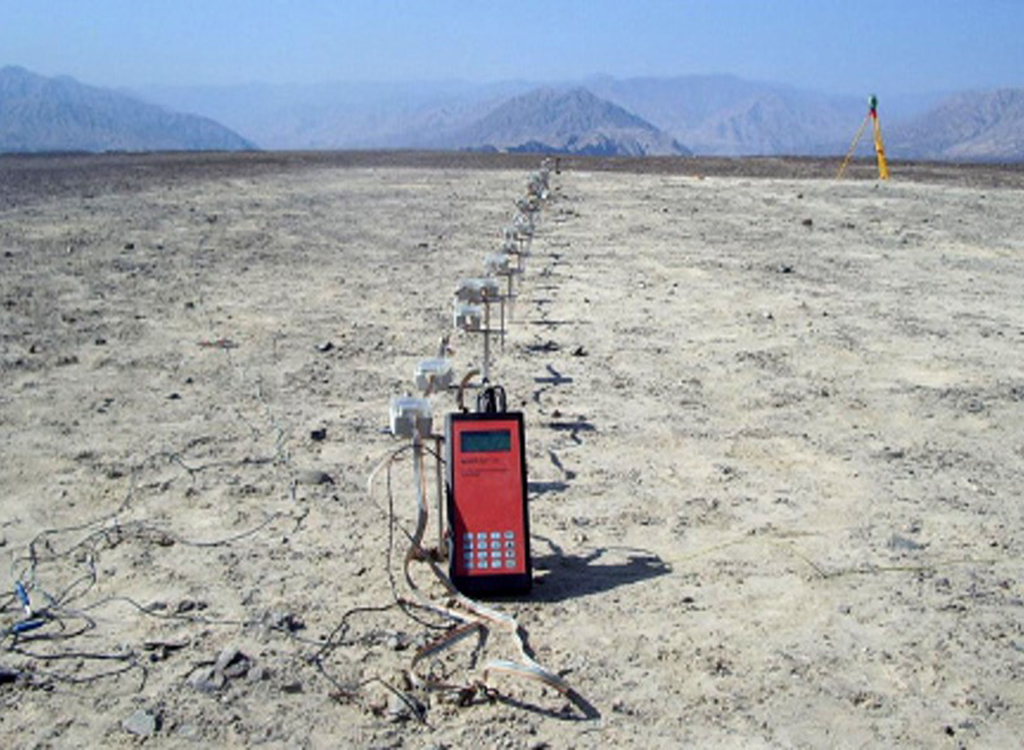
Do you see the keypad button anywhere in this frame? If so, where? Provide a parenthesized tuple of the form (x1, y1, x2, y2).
(504, 531, 515, 539)
(505, 559, 516, 569)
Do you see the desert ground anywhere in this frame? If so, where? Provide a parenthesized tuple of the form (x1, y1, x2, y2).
(1, 151, 1023, 748)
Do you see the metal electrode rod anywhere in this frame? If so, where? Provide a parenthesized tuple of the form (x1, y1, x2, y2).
(412, 434, 428, 551)
(434, 434, 445, 557)
(483, 298, 491, 382)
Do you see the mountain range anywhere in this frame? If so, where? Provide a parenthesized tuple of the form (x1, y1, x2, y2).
(135, 74, 1024, 161)
(889, 89, 1024, 161)
(0, 65, 252, 153)
(444, 87, 689, 156)
(2, 65, 1024, 161)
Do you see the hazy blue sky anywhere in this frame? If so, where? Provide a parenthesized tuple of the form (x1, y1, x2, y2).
(3, 0, 1022, 95)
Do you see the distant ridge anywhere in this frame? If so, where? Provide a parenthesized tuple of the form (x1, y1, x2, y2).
(450, 87, 690, 156)
(125, 74, 1024, 163)
(0, 66, 254, 153)
(892, 89, 1024, 161)
(586, 75, 867, 156)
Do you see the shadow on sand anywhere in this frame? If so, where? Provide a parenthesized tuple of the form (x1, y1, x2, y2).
(527, 534, 671, 603)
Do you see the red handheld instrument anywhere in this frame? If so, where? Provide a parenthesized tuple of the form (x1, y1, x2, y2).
(445, 411, 531, 596)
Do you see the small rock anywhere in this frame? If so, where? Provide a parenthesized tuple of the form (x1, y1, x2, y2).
(964, 398, 985, 414)
(295, 469, 333, 486)
(214, 646, 240, 671)
(265, 610, 305, 633)
(122, 709, 158, 737)
(167, 392, 181, 400)
(192, 668, 224, 693)
(888, 534, 925, 552)
(123, 709, 157, 737)
(175, 724, 202, 741)
(124, 242, 135, 250)
(175, 599, 206, 614)
(571, 345, 588, 357)
(94, 337, 107, 346)
(281, 680, 303, 694)
(316, 341, 334, 353)
(247, 665, 269, 683)
(802, 218, 813, 227)
(310, 427, 327, 442)
(214, 646, 250, 679)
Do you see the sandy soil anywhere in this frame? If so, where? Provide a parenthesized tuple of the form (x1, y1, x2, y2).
(1, 153, 1023, 748)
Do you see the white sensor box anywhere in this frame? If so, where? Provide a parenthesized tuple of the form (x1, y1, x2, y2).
(389, 396, 433, 439)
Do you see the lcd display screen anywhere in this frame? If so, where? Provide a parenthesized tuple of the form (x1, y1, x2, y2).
(460, 429, 511, 453)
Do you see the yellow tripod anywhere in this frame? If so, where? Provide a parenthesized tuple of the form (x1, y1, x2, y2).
(837, 94, 890, 180)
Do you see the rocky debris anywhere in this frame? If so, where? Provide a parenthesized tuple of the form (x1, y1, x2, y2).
(190, 669, 225, 694)
(263, 610, 305, 633)
(142, 638, 188, 663)
(122, 709, 158, 737)
(175, 599, 208, 615)
(526, 340, 560, 353)
(190, 646, 252, 693)
(215, 646, 251, 679)
(295, 469, 333, 485)
(888, 534, 926, 552)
